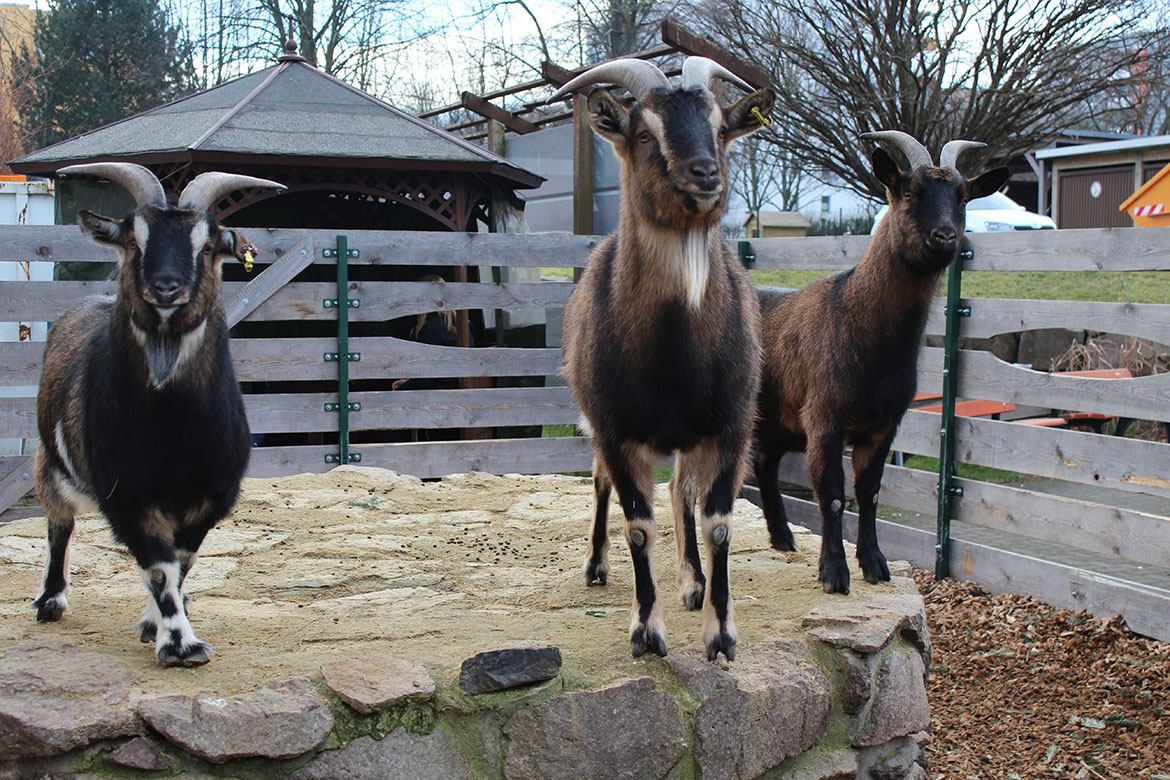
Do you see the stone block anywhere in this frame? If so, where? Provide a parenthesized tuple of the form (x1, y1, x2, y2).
(853, 651, 931, 748)
(0, 640, 140, 761)
(1017, 328, 1084, 371)
(322, 655, 435, 714)
(459, 646, 562, 695)
(667, 642, 832, 780)
(503, 677, 685, 780)
(293, 730, 475, 780)
(802, 594, 930, 664)
(138, 678, 332, 763)
(105, 737, 172, 771)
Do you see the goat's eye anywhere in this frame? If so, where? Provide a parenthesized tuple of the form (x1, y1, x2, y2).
(126, 238, 138, 250)
(202, 243, 213, 255)
(903, 191, 914, 200)
(637, 131, 651, 143)
(719, 126, 728, 138)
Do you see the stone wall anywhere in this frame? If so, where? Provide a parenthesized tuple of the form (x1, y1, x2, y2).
(0, 590, 930, 780)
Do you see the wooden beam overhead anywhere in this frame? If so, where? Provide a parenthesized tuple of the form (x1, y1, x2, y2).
(660, 18, 772, 89)
(460, 92, 539, 134)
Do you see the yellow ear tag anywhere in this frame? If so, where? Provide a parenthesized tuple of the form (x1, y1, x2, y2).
(750, 105, 773, 128)
(243, 249, 255, 273)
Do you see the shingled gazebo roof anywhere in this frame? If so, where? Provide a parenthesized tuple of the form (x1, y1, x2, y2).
(10, 44, 542, 230)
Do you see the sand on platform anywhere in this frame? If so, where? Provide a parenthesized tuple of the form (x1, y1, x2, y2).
(0, 467, 910, 698)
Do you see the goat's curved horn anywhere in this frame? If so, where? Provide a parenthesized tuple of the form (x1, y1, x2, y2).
(939, 140, 986, 173)
(550, 58, 670, 102)
(57, 163, 166, 207)
(681, 56, 753, 93)
(178, 173, 286, 212)
(861, 131, 933, 170)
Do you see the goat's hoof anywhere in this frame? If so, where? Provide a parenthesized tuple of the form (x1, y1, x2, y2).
(630, 626, 667, 658)
(819, 559, 851, 595)
(32, 593, 68, 622)
(137, 619, 158, 643)
(680, 576, 706, 611)
(158, 640, 213, 667)
(705, 631, 736, 663)
(584, 561, 608, 587)
(859, 550, 891, 584)
(769, 529, 797, 552)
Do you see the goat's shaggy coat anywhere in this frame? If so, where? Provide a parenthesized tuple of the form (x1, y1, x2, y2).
(753, 134, 1009, 594)
(557, 58, 774, 660)
(32, 164, 283, 666)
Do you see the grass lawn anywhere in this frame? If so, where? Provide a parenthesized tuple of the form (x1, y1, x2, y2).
(751, 268, 1170, 303)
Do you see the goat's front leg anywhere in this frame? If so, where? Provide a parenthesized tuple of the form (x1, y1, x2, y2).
(32, 449, 79, 622)
(852, 434, 894, 585)
(584, 456, 612, 586)
(605, 443, 666, 657)
(807, 432, 850, 594)
(753, 448, 796, 552)
(126, 530, 212, 666)
(670, 455, 706, 610)
(698, 445, 741, 662)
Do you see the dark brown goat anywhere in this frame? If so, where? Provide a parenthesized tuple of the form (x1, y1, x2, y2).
(555, 58, 773, 661)
(33, 163, 284, 666)
(754, 131, 1009, 594)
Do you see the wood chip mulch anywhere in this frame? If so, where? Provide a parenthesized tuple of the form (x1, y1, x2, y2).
(913, 569, 1169, 779)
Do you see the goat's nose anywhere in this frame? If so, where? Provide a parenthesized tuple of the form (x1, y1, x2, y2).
(929, 227, 957, 249)
(688, 158, 720, 189)
(150, 276, 182, 299)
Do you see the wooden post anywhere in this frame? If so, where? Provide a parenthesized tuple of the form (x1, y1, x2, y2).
(573, 94, 594, 238)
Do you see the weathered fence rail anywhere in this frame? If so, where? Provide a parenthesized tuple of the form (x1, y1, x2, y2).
(746, 226, 1170, 641)
(2, 224, 1169, 640)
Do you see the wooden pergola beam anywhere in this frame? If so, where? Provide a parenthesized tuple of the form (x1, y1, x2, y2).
(660, 19, 772, 89)
(460, 92, 538, 135)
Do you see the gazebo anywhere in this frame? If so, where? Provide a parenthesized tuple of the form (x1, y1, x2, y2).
(9, 42, 542, 232)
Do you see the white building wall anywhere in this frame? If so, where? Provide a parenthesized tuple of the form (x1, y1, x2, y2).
(1, 178, 56, 456)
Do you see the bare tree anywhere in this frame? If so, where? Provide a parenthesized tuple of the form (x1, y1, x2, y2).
(694, 0, 1170, 199)
(0, 9, 39, 171)
(732, 130, 809, 229)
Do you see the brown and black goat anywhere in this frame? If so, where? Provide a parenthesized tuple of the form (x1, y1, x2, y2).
(753, 131, 1009, 594)
(554, 58, 774, 660)
(33, 163, 284, 666)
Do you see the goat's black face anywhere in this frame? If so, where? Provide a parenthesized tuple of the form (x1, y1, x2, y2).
(873, 149, 1010, 272)
(78, 207, 251, 328)
(590, 85, 775, 228)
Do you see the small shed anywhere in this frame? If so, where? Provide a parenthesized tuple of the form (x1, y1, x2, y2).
(8, 42, 542, 232)
(743, 210, 811, 238)
(1034, 135, 1170, 228)
(1120, 161, 1170, 227)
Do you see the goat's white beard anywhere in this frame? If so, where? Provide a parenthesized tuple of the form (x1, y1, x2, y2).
(681, 228, 709, 309)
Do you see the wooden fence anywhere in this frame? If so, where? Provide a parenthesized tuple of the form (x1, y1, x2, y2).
(1, 224, 1168, 641)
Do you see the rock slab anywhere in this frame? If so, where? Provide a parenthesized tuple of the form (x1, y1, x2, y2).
(105, 737, 172, 771)
(459, 646, 562, 695)
(293, 730, 475, 780)
(322, 655, 435, 714)
(802, 594, 930, 661)
(503, 676, 686, 780)
(667, 642, 832, 780)
(853, 650, 931, 748)
(137, 678, 333, 763)
(0, 640, 140, 761)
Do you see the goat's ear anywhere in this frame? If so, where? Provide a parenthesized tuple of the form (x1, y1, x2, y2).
(967, 167, 1011, 201)
(723, 89, 774, 140)
(77, 210, 124, 247)
(587, 90, 631, 143)
(871, 149, 902, 193)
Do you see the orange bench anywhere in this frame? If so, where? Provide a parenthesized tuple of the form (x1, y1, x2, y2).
(918, 399, 1016, 419)
(1055, 368, 1134, 433)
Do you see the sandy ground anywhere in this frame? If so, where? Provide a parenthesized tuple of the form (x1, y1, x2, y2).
(0, 467, 911, 698)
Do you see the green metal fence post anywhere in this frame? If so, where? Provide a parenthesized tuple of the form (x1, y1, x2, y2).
(935, 246, 973, 580)
(323, 235, 361, 465)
